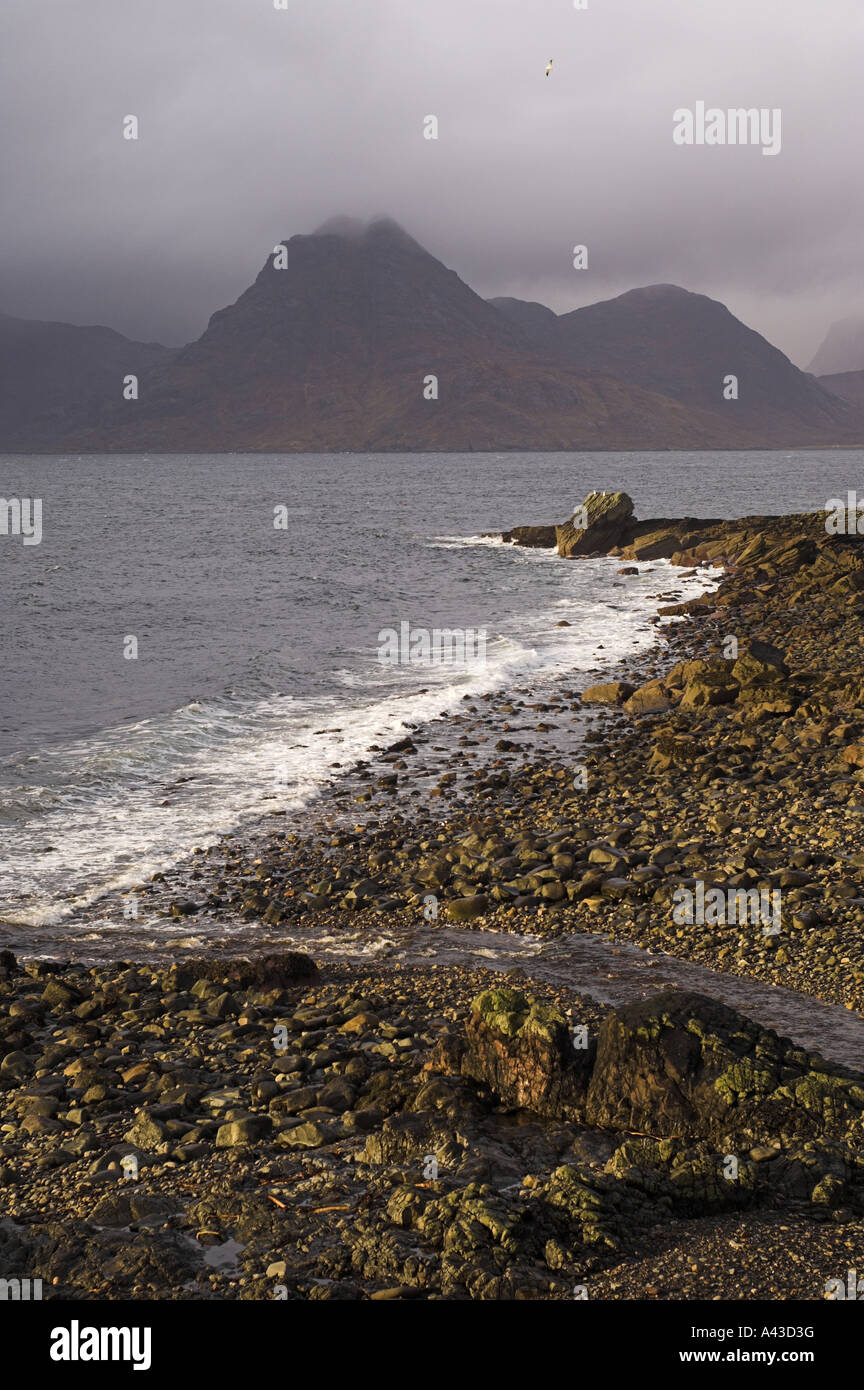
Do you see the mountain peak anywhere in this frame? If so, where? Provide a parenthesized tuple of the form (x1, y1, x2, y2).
(618, 284, 698, 302)
(311, 215, 368, 240)
(309, 214, 423, 252)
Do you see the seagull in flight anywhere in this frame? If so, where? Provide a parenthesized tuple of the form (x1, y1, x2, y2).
(545, 58, 553, 77)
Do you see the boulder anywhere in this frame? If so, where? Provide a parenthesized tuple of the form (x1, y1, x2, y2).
(445, 895, 490, 922)
(678, 659, 740, 709)
(556, 491, 635, 558)
(435, 989, 864, 1150)
(215, 1116, 273, 1147)
(623, 679, 673, 716)
(431, 988, 593, 1120)
(124, 1112, 168, 1149)
(729, 641, 796, 720)
(732, 639, 790, 684)
(585, 991, 864, 1146)
(581, 680, 636, 706)
(842, 744, 864, 769)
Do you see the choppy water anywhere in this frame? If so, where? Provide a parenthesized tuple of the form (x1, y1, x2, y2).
(0, 449, 859, 933)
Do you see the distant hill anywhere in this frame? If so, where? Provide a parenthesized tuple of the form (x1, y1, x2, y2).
(818, 370, 864, 407)
(494, 284, 858, 442)
(808, 316, 864, 376)
(63, 219, 762, 452)
(0, 312, 171, 451)
(3, 218, 862, 452)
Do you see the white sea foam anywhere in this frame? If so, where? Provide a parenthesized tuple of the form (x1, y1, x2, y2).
(0, 553, 719, 928)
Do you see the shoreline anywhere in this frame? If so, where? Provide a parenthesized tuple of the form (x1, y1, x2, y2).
(8, 443, 864, 457)
(3, 548, 715, 960)
(89, 500, 864, 1011)
(4, 497, 864, 1301)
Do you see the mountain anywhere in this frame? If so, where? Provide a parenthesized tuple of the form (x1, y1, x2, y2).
(5, 218, 863, 452)
(808, 316, 864, 375)
(487, 296, 559, 349)
(0, 312, 171, 451)
(63, 218, 762, 453)
(818, 370, 864, 407)
(493, 285, 859, 441)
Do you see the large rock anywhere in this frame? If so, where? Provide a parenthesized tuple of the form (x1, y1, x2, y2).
(623, 679, 673, 716)
(556, 491, 635, 558)
(731, 640, 796, 721)
(215, 1116, 273, 1147)
(842, 743, 864, 769)
(581, 680, 636, 706)
(732, 638, 790, 684)
(678, 658, 740, 709)
(501, 525, 556, 548)
(431, 988, 593, 1120)
(435, 988, 864, 1149)
(585, 991, 864, 1146)
(446, 895, 490, 922)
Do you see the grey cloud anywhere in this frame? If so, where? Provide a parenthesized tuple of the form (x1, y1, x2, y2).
(0, 0, 859, 365)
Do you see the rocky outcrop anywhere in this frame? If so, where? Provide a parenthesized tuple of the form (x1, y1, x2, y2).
(623, 640, 800, 724)
(581, 680, 636, 706)
(500, 525, 556, 548)
(556, 491, 634, 557)
(585, 991, 864, 1145)
(619, 527, 683, 561)
(428, 987, 594, 1120)
(435, 987, 864, 1149)
(505, 492, 724, 560)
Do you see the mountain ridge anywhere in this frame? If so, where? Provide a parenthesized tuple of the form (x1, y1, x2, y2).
(2, 216, 861, 452)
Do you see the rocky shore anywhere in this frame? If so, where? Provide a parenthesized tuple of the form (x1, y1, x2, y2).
(4, 489, 864, 1300)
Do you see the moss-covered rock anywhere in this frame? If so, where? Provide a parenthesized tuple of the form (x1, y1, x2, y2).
(439, 988, 594, 1120)
(585, 990, 864, 1146)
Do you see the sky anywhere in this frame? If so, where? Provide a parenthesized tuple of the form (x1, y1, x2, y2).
(0, 0, 861, 367)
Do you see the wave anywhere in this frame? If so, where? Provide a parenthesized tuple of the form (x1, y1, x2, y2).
(0, 552, 719, 928)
